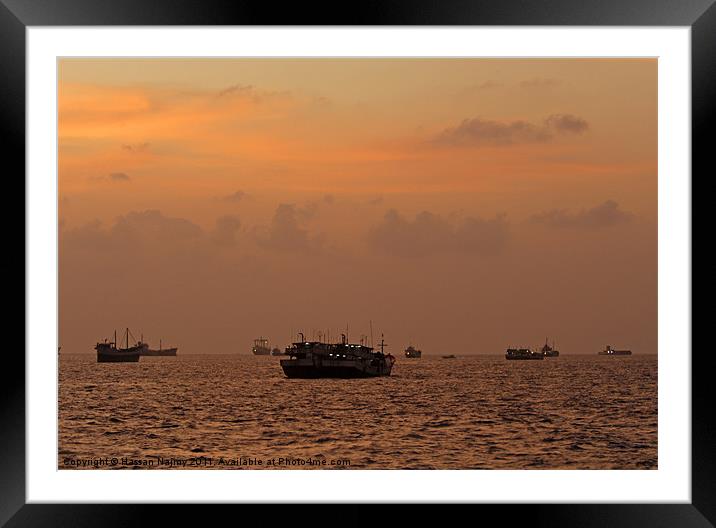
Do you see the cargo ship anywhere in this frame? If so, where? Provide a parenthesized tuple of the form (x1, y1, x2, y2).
(505, 347, 544, 360)
(96, 328, 142, 363)
(280, 333, 395, 378)
(252, 337, 271, 355)
(598, 345, 632, 356)
(541, 338, 560, 357)
(405, 345, 422, 358)
(143, 338, 178, 356)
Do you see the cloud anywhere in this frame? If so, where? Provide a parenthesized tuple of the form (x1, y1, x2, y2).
(216, 84, 289, 103)
(368, 209, 509, 257)
(434, 118, 552, 147)
(211, 215, 242, 247)
(461, 81, 505, 95)
(63, 210, 204, 252)
(255, 204, 324, 252)
(61, 219, 112, 250)
(121, 142, 150, 153)
(545, 114, 589, 134)
(475, 80, 503, 90)
(311, 95, 332, 108)
(433, 114, 589, 147)
(112, 210, 204, 244)
(222, 190, 247, 203)
(519, 77, 560, 89)
(109, 172, 130, 182)
(217, 84, 255, 98)
(530, 200, 634, 229)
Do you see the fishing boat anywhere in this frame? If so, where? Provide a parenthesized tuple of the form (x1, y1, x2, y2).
(143, 338, 178, 356)
(96, 328, 142, 363)
(405, 345, 422, 358)
(505, 347, 543, 360)
(252, 337, 271, 355)
(280, 333, 395, 378)
(598, 345, 632, 356)
(441, 354, 457, 359)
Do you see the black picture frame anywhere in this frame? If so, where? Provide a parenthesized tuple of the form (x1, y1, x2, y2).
(2, 0, 708, 524)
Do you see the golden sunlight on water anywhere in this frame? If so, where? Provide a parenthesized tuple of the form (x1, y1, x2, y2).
(58, 354, 656, 470)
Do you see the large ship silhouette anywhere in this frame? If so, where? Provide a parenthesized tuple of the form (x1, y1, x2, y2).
(96, 328, 143, 363)
(280, 333, 395, 378)
(505, 347, 544, 360)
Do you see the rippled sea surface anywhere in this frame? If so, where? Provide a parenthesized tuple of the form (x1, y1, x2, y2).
(59, 354, 657, 469)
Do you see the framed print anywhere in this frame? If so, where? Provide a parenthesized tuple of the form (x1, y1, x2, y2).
(4, 0, 709, 524)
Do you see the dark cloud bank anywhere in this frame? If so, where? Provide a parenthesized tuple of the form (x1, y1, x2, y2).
(434, 113, 588, 147)
(368, 209, 509, 257)
(255, 203, 325, 252)
(63, 210, 241, 252)
(530, 200, 634, 229)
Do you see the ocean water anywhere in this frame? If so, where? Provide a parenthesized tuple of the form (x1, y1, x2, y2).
(58, 354, 657, 469)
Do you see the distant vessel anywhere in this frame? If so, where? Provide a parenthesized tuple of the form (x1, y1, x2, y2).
(143, 338, 178, 356)
(441, 354, 457, 359)
(96, 328, 142, 363)
(541, 338, 560, 357)
(505, 347, 543, 360)
(405, 345, 422, 358)
(598, 345, 632, 356)
(280, 333, 395, 378)
(252, 337, 271, 355)
(271, 347, 284, 356)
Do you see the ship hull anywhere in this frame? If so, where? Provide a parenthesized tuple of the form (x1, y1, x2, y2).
(142, 348, 178, 356)
(505, 355, 544, 360)
(97, 347, 141, 363)
(405, 352, 421, 358)
(280, 358, 392, 378)
(598, 351, 631, 356)
(543, 351, 560, 357)
(253, 349, 271, 356)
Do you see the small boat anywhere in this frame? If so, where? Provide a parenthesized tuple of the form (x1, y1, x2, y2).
(505, 347, 543, 360)
(143, 338, 178, 356)
(96, 328, 142, 363)
(271, 347, 284, 356)
(541, 338, 560, 357)
(405, 345, 422, 358)
(441, 354, 457, 359)
(252, 337, 271, 355)
(280, 333, 395, 378)
(598, 345, 632, 356)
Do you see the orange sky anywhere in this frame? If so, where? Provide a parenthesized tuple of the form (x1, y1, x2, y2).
(59, 58, 657, 355)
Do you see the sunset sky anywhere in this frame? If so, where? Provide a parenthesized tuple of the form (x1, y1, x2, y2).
(58, 58, 657, 355)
